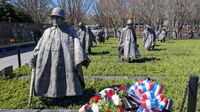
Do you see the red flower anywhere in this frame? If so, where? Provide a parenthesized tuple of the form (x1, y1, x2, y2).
(106, 109, 111, 112)
(118, 85, 126, 90)
(90, 95, 101, 103)
(120, 105, 124, 112)
(107, 90, 115, 98)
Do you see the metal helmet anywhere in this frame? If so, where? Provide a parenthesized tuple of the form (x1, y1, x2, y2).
(162, 27, 166, 30)
(127, 19, 133, 25)
(50, 7, 65, 19)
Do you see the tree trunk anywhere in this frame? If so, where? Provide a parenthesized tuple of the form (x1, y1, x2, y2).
(174, 20, 183, 38)
(113, 27, 117, 38)
(198, 22, 200, 33)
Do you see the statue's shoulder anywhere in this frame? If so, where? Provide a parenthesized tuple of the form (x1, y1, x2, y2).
(122, 27, 128, 32)
(142, 29, 147, 34)
(43, 27, 56, 34)
(66, 26, 79, 39)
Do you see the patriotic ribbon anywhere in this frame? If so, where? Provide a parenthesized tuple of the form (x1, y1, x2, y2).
(125, 80, 172, 111)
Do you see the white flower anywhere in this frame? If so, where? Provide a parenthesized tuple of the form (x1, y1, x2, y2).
(79, 105, 86, 112)
(97, 99, 103, 106)
(112, 94, 120, 105)
(91, 103, 99, 112)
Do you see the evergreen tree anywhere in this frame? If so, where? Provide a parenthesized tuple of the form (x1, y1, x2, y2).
(0, 0, 33, 22)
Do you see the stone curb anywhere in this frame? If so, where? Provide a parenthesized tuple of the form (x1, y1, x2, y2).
(85, 75, 166, 80)
(15, 75, 166, 80)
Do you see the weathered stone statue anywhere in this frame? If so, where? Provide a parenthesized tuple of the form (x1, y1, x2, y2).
(118, 19, 141, 63)
(77, 22, 96, 54)
(104, 27, 109, 40)
(158, 28, 167, 42)
(29, 7, 90, 98)
(95, 27, 105, 44)
(188, 30, 194, 39)
(172, 30, 178, 40)
(142, 25, 156, 51)
(117, 29, 121, 41)
(86, 25, 97, 47)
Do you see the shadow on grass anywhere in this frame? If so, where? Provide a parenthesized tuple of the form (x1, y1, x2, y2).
(165, 41, 174, 43)
(89, 51, 110, 55)
(91, 45, 101, 48)
(112, 46, 118, 49)
(153, 48, 167, 51)
(154, 44, 162, 47)
(132, 57, 160, 63)
(0, 73, 27, 80)
(35, 84, 131, 108)
(38, 88, 96, 107)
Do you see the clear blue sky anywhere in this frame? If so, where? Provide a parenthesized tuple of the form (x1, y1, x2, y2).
(52, 0, 97, 15)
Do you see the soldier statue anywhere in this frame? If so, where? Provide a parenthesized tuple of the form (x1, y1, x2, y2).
(118, 19, 141, 63)
(142, 25, 156, 51)
(77, 22, 96, 54)
(29, 7, 90, 100)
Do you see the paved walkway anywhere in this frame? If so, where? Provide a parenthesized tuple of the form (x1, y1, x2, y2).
(0, 48, 33, 70)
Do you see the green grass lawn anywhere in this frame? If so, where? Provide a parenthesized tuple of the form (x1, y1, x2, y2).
(0, 38, 200, 111)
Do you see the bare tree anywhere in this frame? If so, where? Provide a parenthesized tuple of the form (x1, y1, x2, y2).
(166, 0, 193, 37)
(194, 1, 200, 33)
(130, 0, 166, 32)
(91, 0, 200, 38)
(93, 0, 132, 26)
(185, 0, 200, 33)
(92, 0, 132, 38)
(56, 0, 93, 26)
(129, 0, 200, 37)
(13, 0, 52, 23)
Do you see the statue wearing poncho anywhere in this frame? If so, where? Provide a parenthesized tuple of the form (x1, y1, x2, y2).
(119, 20, 141, 62)
(77, 22, 96, 54)
(29, 7, 90, 97)
(158, 28, 167, 42)
(142, 26, 156, 51)
(96, 27, 105, 44)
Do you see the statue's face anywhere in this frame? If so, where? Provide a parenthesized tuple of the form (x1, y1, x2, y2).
(51, 16, 63, 27)
(127, 24, 133, 28)
(80, 25, 85, 30)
